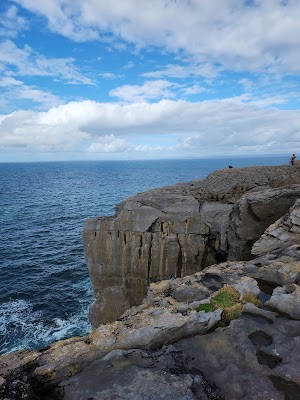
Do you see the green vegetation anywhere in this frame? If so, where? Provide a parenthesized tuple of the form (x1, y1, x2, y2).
(196, 285, 261, 323)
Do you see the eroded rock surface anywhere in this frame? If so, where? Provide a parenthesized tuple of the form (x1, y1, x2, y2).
(62, 346, 225, 400)
(1, 252, 299, 399)
(84, 164, 300, 325)
(0, 281, 223, 399)
(177, 308, 300, 400)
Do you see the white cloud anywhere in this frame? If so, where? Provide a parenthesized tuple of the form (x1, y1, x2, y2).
(16, 86, 63, 109)
(0, 5, 28, 38)
(0, 74, 23, 87)
(109, 80, 176, 102)
(0, 109, 90, 150)
(123, 61, 135, 70)
(14, 0, 300, 75)
(0, 40, 95, 85)
(99, 72, 120, 79)
(88, 134, 169, 154)
(88, 134, 129, 153)
(244, 96, 289, 108)
(239, 78, 254, 92)
(1, 99, 300, 156)
(180, 84, 205, 96)
(0, 72, 64, 111)
(0, 40, 30, 66)
(14, 0, 99, 42)
(110, 80, 206, 102)
(132, 144, 167, 153)
(142, 63, 219, 79)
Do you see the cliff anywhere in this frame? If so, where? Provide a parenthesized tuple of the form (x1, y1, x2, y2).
(1, 163, 300, 400)
(83, 164, 300, 326)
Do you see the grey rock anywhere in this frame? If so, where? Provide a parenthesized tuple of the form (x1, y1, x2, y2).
(228, 185, 300, 260)
(62, 346, 224, 400)
(252, 198, 300, 258)
(1, 257, 299, 399)
(84, 164, 300, 326)
(266, 284, 300, 319)
(176, 315, 300, 400)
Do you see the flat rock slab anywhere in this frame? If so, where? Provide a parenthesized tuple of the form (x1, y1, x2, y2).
(62, 346, 225, 400)
(176, 309, 300, 400)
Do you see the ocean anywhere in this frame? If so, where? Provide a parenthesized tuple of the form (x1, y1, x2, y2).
(0, 156, 288, 355)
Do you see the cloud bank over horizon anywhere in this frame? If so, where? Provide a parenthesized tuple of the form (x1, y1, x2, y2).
(1, 0, 300, 161)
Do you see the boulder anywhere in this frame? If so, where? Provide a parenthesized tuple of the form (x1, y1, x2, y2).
(265, 284, 300, 319)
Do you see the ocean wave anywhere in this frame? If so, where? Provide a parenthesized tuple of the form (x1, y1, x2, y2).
(0, 298, 91, 355)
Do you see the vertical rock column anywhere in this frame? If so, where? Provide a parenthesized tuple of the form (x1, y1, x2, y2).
(83, 206, 159, 327)
(83, 199, 233, 327)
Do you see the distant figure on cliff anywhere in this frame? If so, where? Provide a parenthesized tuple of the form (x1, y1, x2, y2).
(228, 164, 233, 169)
(290, 154, 296, 165)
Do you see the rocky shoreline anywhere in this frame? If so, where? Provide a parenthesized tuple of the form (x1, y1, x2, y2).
(1, 164, 300, 399)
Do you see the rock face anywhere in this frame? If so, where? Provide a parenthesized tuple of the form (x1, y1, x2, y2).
(83, 164, 300, 326)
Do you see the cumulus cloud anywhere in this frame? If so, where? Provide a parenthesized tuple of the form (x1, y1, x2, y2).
(1, 99, 300, 156)
(2, 1, 300, 160)
(0, 109, 90, 151)
(88, 134, 170, 154)
(88, 134, 129, 153)
(14, 0, 300, 75)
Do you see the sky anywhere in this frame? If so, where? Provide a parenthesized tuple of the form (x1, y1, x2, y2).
(1, 0, 300, 162)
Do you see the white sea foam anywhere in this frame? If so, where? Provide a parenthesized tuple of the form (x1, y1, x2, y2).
(0, 298, 91, 355)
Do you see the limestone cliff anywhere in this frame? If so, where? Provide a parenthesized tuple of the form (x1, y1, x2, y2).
(83, 164, 300, 326)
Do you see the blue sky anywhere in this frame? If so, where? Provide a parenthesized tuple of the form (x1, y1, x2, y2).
(1, 0, 300, 162)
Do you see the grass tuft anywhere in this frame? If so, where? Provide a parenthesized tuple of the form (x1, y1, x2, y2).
(211, 285, 240, 309)
(196, 303, 214, 313)
(242, 292, 261, 307)
(196, 284, 261, 323)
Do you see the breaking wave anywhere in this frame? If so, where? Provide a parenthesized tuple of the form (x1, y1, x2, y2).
(0, 291, 91, 354)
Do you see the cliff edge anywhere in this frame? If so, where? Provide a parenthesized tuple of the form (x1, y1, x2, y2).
(83, 164, 300, 326)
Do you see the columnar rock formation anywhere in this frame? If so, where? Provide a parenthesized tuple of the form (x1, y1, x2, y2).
(83, 164, 300, 326)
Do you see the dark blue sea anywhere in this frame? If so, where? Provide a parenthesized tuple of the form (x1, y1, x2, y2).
(0, 156, 288, 354)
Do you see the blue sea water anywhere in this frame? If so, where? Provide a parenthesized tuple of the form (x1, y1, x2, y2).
(0, 156, 288, 355)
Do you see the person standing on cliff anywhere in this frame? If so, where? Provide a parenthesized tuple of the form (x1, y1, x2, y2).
(290, 154, 296, 165)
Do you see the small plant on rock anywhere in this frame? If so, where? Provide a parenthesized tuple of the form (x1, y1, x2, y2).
(242, 292, 261, 307)
(196, 285, 261, 323)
